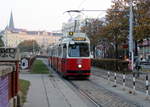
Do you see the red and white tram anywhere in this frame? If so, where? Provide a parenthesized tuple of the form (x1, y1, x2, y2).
(48, 32, 91, 79)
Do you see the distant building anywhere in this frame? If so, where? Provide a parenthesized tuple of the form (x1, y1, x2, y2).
(1, 12, 62, 48)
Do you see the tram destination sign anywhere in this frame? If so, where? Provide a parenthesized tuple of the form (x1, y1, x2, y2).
(72, 37, 86, 41)
(0, 48, 20, 61)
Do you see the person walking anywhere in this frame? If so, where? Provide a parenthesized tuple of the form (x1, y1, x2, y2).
(135, 58, 141, 71)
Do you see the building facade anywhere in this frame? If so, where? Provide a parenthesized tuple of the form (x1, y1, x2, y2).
(2, 30, 62, 48)
(1, 12, 62, 49)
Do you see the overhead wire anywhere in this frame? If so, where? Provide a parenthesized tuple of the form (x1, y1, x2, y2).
(77, 0, 88, 9)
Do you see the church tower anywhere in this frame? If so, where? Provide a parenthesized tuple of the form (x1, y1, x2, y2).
(8, 11, 15, 30)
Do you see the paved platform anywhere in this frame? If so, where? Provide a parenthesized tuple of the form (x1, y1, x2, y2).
(20, 74, 88, 107)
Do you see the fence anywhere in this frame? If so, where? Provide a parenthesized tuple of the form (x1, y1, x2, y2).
(0, 48, 20, 107)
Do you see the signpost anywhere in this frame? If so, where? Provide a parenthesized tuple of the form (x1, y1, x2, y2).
(21, 57, 29, 70)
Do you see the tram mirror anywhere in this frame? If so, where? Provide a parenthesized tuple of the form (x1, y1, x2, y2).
(63, 45, 66, 48)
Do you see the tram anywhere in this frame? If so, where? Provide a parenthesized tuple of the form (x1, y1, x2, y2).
(48, 32, 91, 79)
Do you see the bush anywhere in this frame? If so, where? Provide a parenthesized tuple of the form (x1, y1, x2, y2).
(92, 58, 129, 72)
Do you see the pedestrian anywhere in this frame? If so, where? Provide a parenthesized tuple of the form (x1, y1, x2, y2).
(135, 58, 141, 71)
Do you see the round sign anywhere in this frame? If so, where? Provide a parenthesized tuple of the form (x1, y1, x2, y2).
(21, 58, 29, 69)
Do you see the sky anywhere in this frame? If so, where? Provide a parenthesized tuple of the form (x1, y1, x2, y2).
(0, 0, 112, 31)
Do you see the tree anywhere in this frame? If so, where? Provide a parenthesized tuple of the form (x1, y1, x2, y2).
(81, 18, 106, 45)
(81, 0, 150, 58)
(133, 0, 150, 40)
(18, 40, 40, 52)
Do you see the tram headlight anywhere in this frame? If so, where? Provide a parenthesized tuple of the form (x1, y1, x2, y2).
(78, 64, 82, 68)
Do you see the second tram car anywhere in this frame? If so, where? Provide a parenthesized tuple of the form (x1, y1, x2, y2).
(48, 32, 91, 79)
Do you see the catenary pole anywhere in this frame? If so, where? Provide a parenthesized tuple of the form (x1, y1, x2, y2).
(129, 0, 134, 71)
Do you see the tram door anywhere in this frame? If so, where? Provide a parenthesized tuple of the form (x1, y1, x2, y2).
(61, 44, 67, 74)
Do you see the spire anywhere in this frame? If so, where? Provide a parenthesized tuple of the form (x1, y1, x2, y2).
(8, 11, 15, 30)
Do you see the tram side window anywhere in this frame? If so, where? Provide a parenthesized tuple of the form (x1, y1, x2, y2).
(63, 44, 67, 58)
(52, 49, 54, 57)
(54, 48, 56, 57)
(58, 46, 62, 57)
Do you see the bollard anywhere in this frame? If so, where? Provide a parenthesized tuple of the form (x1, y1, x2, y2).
(114, 73, 117, 87)
(123, 73, 126, 90)
(146, 74, 149, 99)
(108, 71, 110, 81)
(133, 73, 136, 94)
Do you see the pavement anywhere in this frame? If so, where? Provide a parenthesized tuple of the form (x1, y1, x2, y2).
(20, 73, 88, 107)
(20, 74, 49, 107)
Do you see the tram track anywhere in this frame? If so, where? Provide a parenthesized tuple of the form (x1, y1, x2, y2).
(44, 60, 101, 107)
(68, 80, 102, 107)
(53, 72, 101, 107)
(69, 78, 138, 107)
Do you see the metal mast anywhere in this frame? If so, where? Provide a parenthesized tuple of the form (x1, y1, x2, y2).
(129, 0, 134, 71)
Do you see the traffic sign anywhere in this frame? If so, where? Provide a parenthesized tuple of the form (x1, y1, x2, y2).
(21, 58, 29, 69)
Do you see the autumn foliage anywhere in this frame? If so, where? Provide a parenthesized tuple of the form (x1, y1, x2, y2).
(81, 0, 150, 58)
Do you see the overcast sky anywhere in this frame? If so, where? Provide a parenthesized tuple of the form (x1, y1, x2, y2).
(0, 0, 112, 31)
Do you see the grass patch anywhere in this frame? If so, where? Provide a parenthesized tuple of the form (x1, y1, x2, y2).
(19, 79, 30, 104)
(31, 60, 49, 74)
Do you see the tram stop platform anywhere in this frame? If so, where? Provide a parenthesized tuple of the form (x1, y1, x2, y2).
(20, 74, 88, 107)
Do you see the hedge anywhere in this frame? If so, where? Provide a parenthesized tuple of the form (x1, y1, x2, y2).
(92, 58, 130, 72)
